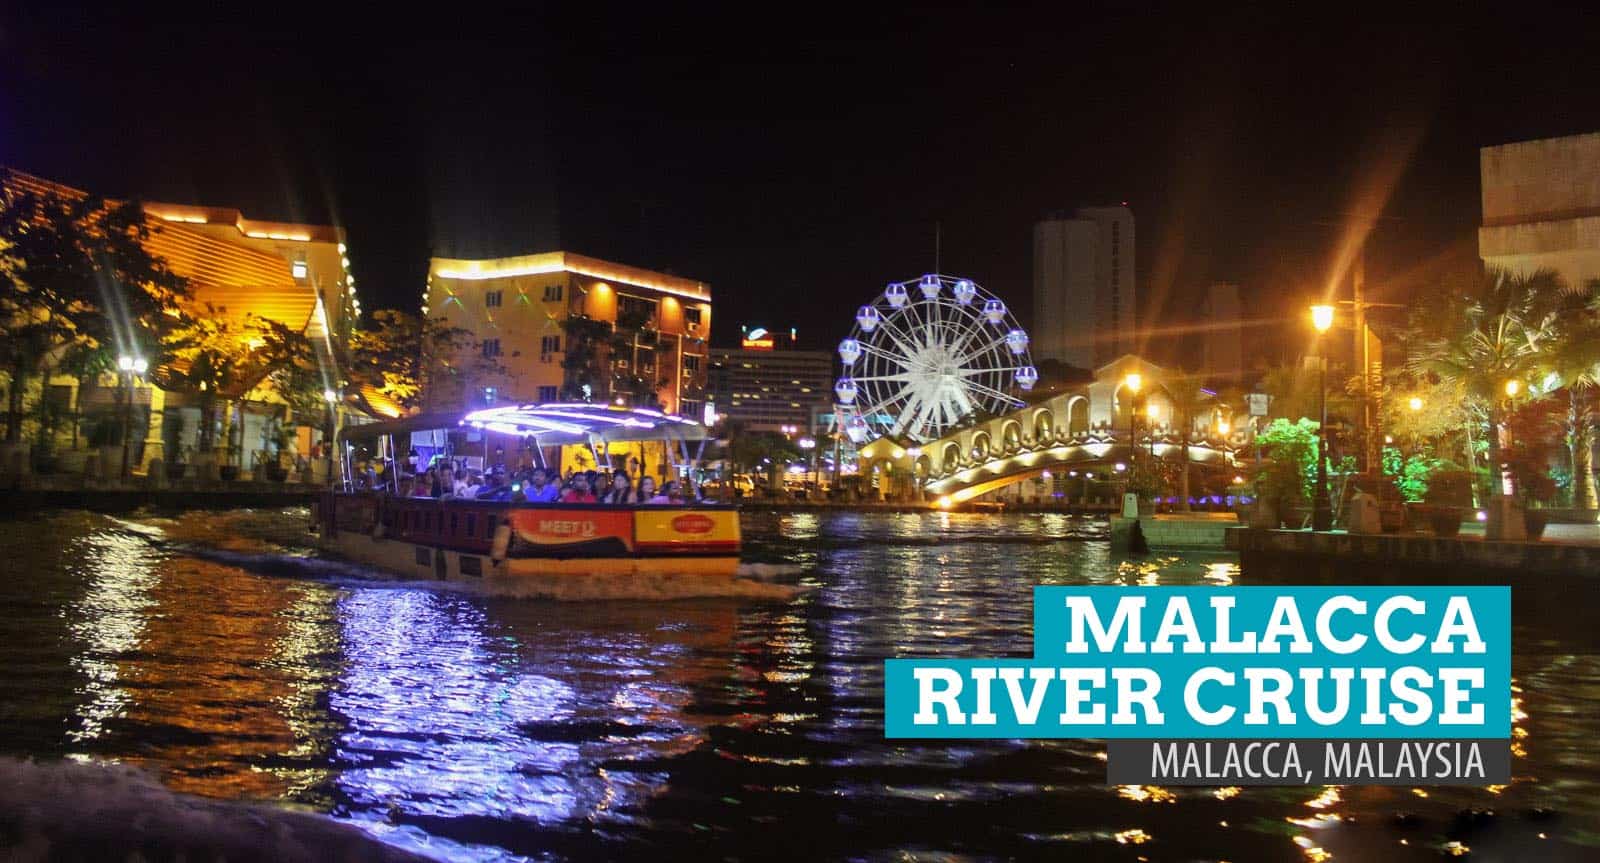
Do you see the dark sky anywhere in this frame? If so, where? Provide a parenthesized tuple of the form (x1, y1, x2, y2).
(3, 5, 1598, 361)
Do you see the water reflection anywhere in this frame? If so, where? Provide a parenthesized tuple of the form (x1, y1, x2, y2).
(0, 508, 1594, 862)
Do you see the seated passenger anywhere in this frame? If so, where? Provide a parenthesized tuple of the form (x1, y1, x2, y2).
(645, 477, 674, 504)
(523, 467, 561, 503)
(560, 473, 597, 503)
(599, 471, 637, 504)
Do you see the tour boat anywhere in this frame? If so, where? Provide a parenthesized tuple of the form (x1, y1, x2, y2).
(312, 403, 749, 596)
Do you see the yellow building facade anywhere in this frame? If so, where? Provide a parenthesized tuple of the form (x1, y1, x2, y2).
(425, 252, 712, 418)
(1, 166, 354, 476)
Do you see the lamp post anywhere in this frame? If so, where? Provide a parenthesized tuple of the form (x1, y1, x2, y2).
(798, 434, 817, 498)
(1500, 379, 1520, 497)
(1123, 372, 1142, 469)
(117, 355, 148, 479)
(1408, 396, 1423, 456)
(1310, 305, 1335, 531)
(323, 388, 339, 488)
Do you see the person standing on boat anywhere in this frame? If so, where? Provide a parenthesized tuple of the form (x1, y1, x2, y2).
(524, 468, 561, 503)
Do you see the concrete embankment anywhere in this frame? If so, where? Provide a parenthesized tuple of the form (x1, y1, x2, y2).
(1226, 526, 1600, 578)
(1111, 512, 1238, 550)
(0, 476, 319, 513)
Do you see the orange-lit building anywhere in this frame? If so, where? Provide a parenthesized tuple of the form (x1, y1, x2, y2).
(1, 166, 355, 474)
(425, 252, 712, 417)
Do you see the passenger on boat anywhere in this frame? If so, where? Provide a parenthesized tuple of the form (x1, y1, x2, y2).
(477, 471, 513, 502)
(560, 473, 597, 503)
(643, 477, 673, 504)
(523, 468, 561, 503)
(597, 471, 633, 504)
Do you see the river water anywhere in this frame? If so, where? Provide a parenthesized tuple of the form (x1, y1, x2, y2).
(0, 507, 1595, 861)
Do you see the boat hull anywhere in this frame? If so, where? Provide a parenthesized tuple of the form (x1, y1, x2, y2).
(313, 493, 751, 596)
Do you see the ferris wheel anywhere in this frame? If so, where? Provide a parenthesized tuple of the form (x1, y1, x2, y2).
(834, 274, 1037, 444)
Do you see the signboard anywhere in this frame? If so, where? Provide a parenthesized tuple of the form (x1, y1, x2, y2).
(634, 508, 740, 553)
(742, 327, 774, 351)
(1248, 393, 1270, 417)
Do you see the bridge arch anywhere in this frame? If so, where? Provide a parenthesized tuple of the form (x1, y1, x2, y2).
(940, 441, 963, 475)
(1032, 408, 1053, 444)
(970, 431, 993, 462)
(999, 419, 1023, 454)
(1065, 395, 1089, 434)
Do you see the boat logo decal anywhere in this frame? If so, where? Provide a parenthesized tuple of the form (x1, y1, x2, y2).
(537, 519, 599, 538)
(672, 514, 716, 534)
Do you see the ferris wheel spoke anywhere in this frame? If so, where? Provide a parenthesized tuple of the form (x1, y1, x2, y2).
(947, 317, 998, 357)
(908, 394, 940, 440)
(871, 315, 925, 361)
(857, 341, 909, 367)
(961, 378, 1021, 406)
(956, 364, 1024, 377)
(851, 372, 914, 383)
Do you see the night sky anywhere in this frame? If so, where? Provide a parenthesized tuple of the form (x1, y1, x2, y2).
(3, 5, 1597, 361)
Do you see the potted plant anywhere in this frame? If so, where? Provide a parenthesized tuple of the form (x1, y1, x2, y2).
(165, 418, 189, 480)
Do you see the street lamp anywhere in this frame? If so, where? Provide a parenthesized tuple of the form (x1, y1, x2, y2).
(323, 388, 339, 488)
(1123, 372, 1142, 473)
(117, 355, 147, 479)
(1500, 379, 1521, 496)
(1408, 396, 1423, 412)
(1310, 305, 1335, 531)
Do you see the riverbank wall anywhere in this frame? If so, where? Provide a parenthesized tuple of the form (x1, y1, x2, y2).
(1226, 526, 1600, 578)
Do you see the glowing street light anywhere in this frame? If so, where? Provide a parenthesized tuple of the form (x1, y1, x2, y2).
(116, 354, 147, 479)
(1310, 304, 1335, 333)
(1504, 379, 1521, 397)
(1309, 304, 1334, 530)
(1409, 396, 1423, 412)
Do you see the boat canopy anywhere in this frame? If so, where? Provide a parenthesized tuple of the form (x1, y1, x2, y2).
(461, 403, 708, 445)
(338, 403, 708, 447)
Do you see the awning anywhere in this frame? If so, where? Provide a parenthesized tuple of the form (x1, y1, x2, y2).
(336, 403, 708, 447)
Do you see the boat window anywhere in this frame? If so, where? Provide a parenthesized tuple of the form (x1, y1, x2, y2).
(485, 516, 495, 539)
(466, 514, 477, 537)
(450, 512, 458, 534)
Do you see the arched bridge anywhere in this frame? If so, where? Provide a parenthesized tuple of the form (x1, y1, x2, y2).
(854, 355, 1246, 503)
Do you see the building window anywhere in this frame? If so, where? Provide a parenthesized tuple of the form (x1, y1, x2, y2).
(538, 385, 559, 402)
(684, 306, 703, 326)
(542, 285, 563, 302)
(482, 339, 501, 358)
(291, 260, 308, 279)
(682, 355, 702, 374)
(617, 294, 657, 328)
(540, 335, 561, 354)
(486, 290, 504, 308)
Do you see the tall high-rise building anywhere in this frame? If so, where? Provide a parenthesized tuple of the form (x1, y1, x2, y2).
(1200, 282, 1243, 380)
(1031, 205, 1135, 370)
(709, 326, 833, 433)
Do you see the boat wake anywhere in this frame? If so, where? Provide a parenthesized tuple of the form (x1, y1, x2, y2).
(104, 514, 809, 602)
(0, 757, 432, 862)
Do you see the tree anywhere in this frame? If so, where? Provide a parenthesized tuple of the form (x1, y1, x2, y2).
(348, 310, 493, 411)
(0, 182, 188, 442)
(1405, 266, 1576, 497)
(1541, 279, 1600, 508)
(1162, 370, 1212, 511)
(151, 307, 265, 458)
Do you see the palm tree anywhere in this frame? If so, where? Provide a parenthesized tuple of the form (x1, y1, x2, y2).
(1163, 370, 1212, 511)
(1544, 280, 1600, 508)
(1405, 267, 1574, 498)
